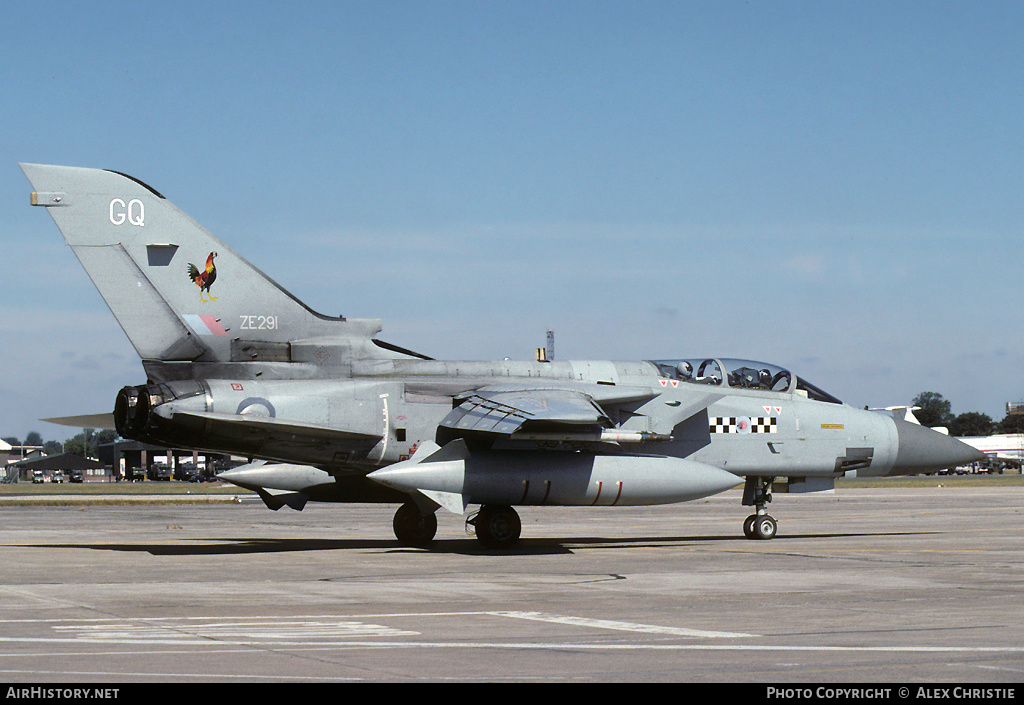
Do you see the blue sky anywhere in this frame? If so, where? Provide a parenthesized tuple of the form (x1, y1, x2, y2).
(1, 1, 1021, 441)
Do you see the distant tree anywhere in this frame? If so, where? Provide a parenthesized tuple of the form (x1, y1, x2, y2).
(997, 414, 1024, 434)
(94, 429, 117, 446)
(948, 412, 994, 437)
(42, 440, 63, 455)
(64, 433, 87, 456)
(911, 392, 953, 428)
(24, 431, 43, 446)
(62, 428, 116, 458)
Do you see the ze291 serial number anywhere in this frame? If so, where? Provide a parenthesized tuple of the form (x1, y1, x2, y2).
(239, 315, 279, 330)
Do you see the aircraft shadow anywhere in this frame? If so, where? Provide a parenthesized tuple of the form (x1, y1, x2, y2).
(29, 530, 932, 557)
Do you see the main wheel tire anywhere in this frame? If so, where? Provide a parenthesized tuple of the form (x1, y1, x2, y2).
(474, 505, 521, 549)
(393, 502, 437, 547)
(743, 514, 758, 539)
(753, 514, 777, 540)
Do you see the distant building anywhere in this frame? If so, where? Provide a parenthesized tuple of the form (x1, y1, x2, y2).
(0, 439, 44, 469)
(1, 437, 239, 483)
(98, 440, 235, 481)
(7, 453, 109, 483)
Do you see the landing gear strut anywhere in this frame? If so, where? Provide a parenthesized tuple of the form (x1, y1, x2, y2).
(393, 502, 437, 547)
(742, 476, 777, 540)
(468, 504, 521, 549)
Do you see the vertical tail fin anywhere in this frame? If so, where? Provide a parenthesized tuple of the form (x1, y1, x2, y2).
(21, 163, 380, 364)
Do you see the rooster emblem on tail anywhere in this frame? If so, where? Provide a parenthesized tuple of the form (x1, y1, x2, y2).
(187, 251, 218, 301)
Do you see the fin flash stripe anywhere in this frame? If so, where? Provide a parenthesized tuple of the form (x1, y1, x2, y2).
(183, 314, 228, 336)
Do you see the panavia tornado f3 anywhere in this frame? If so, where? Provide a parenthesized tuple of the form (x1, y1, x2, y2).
(21, 163, 984, 548)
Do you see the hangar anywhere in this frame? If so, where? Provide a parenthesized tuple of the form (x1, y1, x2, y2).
(5, 452, 107, 483)
(98, 440, 234, 482)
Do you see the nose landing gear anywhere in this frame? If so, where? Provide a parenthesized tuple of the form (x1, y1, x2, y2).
(742, 476, 777, 540)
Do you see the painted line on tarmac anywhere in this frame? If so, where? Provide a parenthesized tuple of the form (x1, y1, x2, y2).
(1, 613, 1021, 653)
(488, 611, 757, 638)
(0, 611, 754, 643)
(2, 641, 1021, 653)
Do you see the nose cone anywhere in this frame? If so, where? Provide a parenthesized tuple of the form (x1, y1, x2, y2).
(890, 419, 986, 475)
(366, 459, 467, 495)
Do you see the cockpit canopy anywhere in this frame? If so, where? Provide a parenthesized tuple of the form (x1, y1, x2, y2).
(649, 358, 843, 404)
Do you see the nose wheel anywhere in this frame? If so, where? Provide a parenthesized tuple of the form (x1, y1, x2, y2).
(743, 513, 778, 540)
(742, 476, 778, 540)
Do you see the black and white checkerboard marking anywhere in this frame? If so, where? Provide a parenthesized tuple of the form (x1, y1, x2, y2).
(710, 416, 778, 434)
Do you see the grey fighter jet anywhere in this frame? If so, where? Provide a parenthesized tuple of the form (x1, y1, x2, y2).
(21, 163, 983, 548)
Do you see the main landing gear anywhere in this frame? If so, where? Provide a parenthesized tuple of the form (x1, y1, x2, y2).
(393, 502, 437, 548)
(468, 504, 522, 549)
(391, 502, 523, 549)
(742, 476, 778, 540)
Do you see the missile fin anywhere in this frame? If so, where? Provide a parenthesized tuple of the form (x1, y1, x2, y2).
(254, 487, 309, 511)
(418, 488, 468, 515)
(422, 438, 470, 463)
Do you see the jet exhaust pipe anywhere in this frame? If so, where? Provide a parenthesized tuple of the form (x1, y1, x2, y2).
(113, 381, 208, 445)
(114, 385, 152, 438)
(114, 383, 177, 439)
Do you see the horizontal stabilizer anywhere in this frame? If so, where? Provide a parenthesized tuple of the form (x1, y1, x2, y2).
(42, 413, 116, 430)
